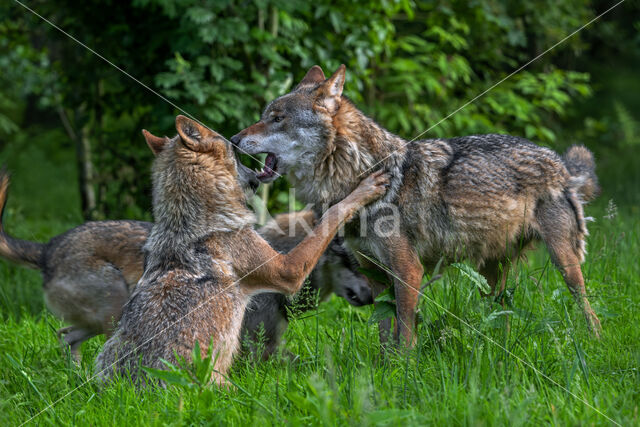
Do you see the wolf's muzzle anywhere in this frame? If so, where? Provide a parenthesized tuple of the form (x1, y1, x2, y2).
(230, 133, 242, 146)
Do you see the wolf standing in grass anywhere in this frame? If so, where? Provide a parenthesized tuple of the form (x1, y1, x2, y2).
(232, 64, 602, 346)
(242, 210, 373, 359)
(0, 170, 370, 359)
(95, 116, 388, 385)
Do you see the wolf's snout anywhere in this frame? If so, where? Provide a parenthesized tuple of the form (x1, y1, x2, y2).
(346, 286, 373, 306)
(230, 133, 242, 146)
(342, 275, 374, 307)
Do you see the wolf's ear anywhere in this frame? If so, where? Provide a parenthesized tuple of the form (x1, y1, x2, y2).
(315, 64, 345, 114)
(175, 115, 223, 153)
(142, 130, 169, 155)
(295, 65, 326, 90)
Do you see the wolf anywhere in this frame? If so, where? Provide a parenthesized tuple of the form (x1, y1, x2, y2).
(242, 210, 372, 359)
(0, 175, 371, 360)
(94, 115, 388, 385)
(231, 64, 603, 346)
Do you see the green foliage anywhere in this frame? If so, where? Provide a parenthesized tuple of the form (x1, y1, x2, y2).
(1, 0, 607, 217)
(142, 339, 218, 389)
(607, 101, 640, 149)
(369, 287, 396, 325)
(451, 262, 491, 295)
(0, 5, 61, 141)
(1, 198, 639, 424)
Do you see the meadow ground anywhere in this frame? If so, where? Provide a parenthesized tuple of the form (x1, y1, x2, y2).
(0, 130, 638, 426)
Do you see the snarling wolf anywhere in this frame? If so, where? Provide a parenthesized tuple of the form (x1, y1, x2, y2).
(231, 65, 602, 345)
(93, 116, 387, 385)
(0, 178, 371, 361)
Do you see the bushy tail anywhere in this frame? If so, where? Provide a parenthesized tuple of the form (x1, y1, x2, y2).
(0, 168, 44, 269)
(563, 145, 600, 202)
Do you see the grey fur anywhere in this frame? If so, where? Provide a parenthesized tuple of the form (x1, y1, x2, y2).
(0, 161, 371, 361)
(241, 213, 372, 359)
(95, 116, 386, 385)
(232, 65, 603, 343)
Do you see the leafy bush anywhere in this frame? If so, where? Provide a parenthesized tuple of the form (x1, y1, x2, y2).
(1, 0, 601, 217)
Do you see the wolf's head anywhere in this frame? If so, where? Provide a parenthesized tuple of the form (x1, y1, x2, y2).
(323, 239, 373, 307)
(231, 65, 347, 184)
(143, 117, 259, 195)
(143, 116, 258, 235)
(294, 240, 373, 309)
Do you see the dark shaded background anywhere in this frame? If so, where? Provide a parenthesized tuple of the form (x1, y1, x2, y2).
(0, 0, 638, 222)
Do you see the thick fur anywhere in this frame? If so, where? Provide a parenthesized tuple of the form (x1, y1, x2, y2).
(95, 116, 387, 386)
(232, 65, 603, 343)
(0, 173, 371, 359)
(563, 144, 600, 202)
(0, 189, 373, 358)
(0, 170, 150, 351)
(37, 221, 149, 351)
(242, 211, 372, 359)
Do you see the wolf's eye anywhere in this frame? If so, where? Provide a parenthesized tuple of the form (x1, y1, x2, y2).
(273, 115, 284, 123)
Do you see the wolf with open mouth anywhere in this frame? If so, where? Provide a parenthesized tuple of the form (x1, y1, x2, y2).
(231, 64, 603, 346)
(94, 115, 388, 386)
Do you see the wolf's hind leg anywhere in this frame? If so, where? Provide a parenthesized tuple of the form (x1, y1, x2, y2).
(57, 326, 98, 361)
(537, 198, 601, 338)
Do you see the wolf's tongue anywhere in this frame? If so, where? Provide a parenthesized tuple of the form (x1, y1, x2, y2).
(264, 153, 276, 169)
(257, 153, 277, 180)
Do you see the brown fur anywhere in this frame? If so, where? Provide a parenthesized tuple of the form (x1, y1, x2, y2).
(0, 188, 150, 353)
(232, 65, 602, 345)
(563, 144, 600, 202)
(0, 170, 370, 359)
(242, 211, 372, 359)
(95, 116, 388, 386)
(241, 121, 267, 137)
(0, 170, 45, 269)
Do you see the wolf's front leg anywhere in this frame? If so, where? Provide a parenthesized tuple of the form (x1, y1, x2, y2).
(390, 236, 423, 347)
(372, 234, 423, 348)
(240, 171, 389, 295)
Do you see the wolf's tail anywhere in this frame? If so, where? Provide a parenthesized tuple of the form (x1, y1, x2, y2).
(563, 145, 600, 203)
(0, 168, 44, 269)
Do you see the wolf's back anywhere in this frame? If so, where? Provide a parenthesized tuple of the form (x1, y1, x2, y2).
(563, 145, 600, 202)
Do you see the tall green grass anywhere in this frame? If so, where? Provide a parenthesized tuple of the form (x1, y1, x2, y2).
(0, 129, 638, 425)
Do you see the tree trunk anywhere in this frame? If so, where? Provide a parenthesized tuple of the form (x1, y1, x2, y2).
(78, 123, 96, 219)
(270, 6, 278, 37)
(57, 106, 96, 220)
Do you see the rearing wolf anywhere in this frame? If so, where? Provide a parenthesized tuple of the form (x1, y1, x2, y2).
(231, 64, 602, 345)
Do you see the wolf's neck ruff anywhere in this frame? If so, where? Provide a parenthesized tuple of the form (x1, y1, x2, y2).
(144, 140, 255, 267)
(292, 99, 407, 209)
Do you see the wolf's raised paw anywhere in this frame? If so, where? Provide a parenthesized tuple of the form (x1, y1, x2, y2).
(349, 170, 390, 205)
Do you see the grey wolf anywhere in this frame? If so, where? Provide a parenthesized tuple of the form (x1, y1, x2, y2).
(94, 115, 388, 385)
(231, 64, 602, 345)
(242, 210, 372, 359)
(0, 175, 371, 360)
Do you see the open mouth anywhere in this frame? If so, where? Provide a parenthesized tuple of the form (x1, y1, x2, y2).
(255, 152, 279, 182)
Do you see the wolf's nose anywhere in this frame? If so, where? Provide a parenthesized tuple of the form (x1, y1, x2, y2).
(230, 133, 241, 146)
